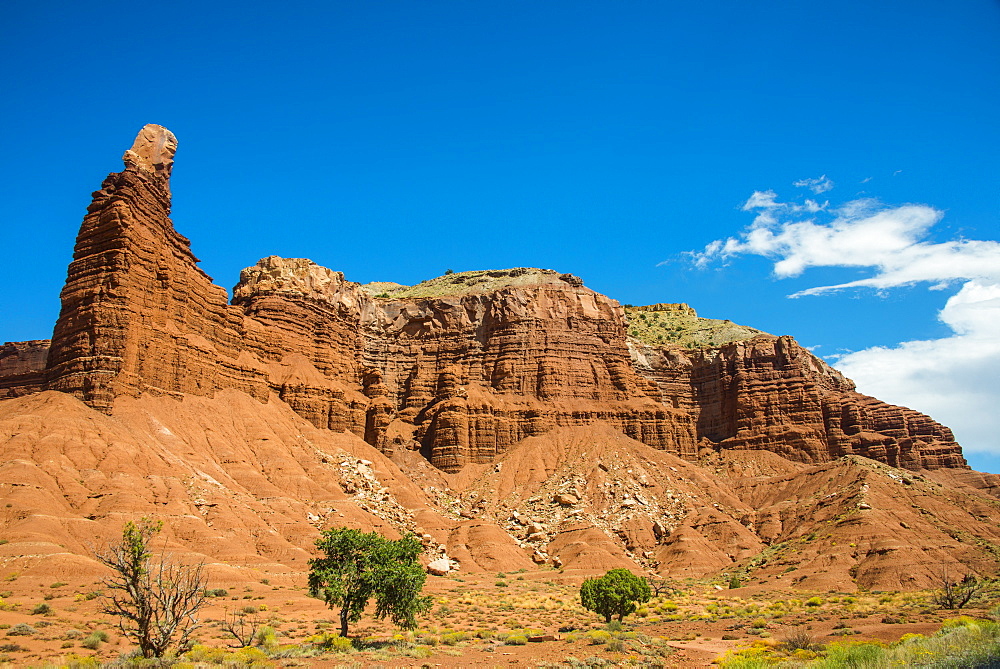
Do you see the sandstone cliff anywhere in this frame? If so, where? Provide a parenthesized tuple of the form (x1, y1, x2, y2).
(0, 125, 965, 474)
(0, 125, 996, 595)
(0, 340, 49, 398)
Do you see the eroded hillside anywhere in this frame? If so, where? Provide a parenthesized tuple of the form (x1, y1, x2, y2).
(0, 125, 997, 596)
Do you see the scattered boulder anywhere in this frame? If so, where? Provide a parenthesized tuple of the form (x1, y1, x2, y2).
(554, 493, 578, 506)
(427, 558, 452, 575)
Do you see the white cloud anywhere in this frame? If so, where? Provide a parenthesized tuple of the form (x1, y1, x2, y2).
(835, 280, 1000, 456)
(693, 190, 1000, 457)
(793, 175, 834, 194)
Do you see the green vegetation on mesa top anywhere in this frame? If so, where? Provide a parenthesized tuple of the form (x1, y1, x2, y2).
(362, 268, 576, 299)
(624, 303, 768, 349)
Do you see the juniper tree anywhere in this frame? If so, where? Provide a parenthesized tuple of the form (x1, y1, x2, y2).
(308, 527, 431, 637)
(580, 568, 652, 623)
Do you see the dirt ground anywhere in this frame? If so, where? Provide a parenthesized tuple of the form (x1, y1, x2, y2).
(0, 566, 973, 667)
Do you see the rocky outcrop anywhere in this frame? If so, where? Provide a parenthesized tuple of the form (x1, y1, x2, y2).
(44, 125, 271, 411)
(232, 258, 696, 471)
(630, 335, 965, 469)
(7, 124, 965, 474)
(0, 340, 49, 398)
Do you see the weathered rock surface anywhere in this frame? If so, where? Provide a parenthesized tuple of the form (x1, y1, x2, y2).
(0, 340, 48, 398)
(630, 336, 966, 469)
(0, 124, 969, 476)
(0, 125, 997, 591)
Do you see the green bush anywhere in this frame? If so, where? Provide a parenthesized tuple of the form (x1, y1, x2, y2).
(440, 631, 469, 645)
(505, 634, 528, 645)
(812, 640, 886, 668)
(587, 630, 612, 645)
(81, 633, 104, 650)
(31, 603, 51, 615)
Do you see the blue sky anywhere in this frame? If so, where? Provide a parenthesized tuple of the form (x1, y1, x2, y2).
(2, 1, 998, 471)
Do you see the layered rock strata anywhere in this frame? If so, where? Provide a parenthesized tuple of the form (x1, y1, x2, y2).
(0, 340, 49, 398)
(630, 336, 965, 469)
(8, 125, 965, 473)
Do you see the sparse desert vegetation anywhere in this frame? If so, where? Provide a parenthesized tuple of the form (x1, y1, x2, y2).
(0, 567, 996, 666)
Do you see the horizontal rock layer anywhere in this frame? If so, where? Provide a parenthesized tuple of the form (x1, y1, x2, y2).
(5, 125, 966, 472)
(0, 340, 49, 398)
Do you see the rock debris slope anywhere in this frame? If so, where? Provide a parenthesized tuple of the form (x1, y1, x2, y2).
(0, 124, 997, 590)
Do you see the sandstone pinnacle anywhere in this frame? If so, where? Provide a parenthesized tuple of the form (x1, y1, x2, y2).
(122, 123, 177, 182)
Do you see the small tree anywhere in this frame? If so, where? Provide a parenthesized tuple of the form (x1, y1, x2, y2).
(645, 576, 677, 597)
(931, 569, 997, 610)
(222, 609, 263, 648)
(96, 518, 207, 658)
(580, 568, 652, 623)
(308, 527, 431, 637)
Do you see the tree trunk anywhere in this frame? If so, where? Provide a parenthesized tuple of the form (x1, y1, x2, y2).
(604, 613, 611, 623)
(340, 606, 349, 637)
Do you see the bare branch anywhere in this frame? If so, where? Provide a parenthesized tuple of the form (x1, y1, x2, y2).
(95, 519, 208, 658)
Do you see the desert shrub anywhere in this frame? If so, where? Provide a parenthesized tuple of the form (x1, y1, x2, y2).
(605, 619, 623, 632)
(750, 617, 767, 629)
(254, 625, 278, 650)
(805, 596, 823, 607)
(7, 623, 35, 636)
(885, 618, 1000, 667)
(587, 630, 612, 645)
(718, 640, 780, 668)
(940, 615, 977, 629)
(440, 630, 468, 645)
(31, 602, 51, 615)
(780, 630, 817, 651)
(205, 588, 228, 597)
(606, 638, 625, 652)
(811, 640, 886, 667)
(63, 655, 101, 669)
(505, 634, 528, 645)
(81, 632, 105, 650)
(310, 632, 353, 652)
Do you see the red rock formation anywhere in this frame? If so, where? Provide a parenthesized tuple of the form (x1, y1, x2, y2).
(15, 124, 966, 474)
(631, 335, 966, 469)
(43, 125, 270, 411)
(0, 340, 49, 398)
(232, 258, 695, 471)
